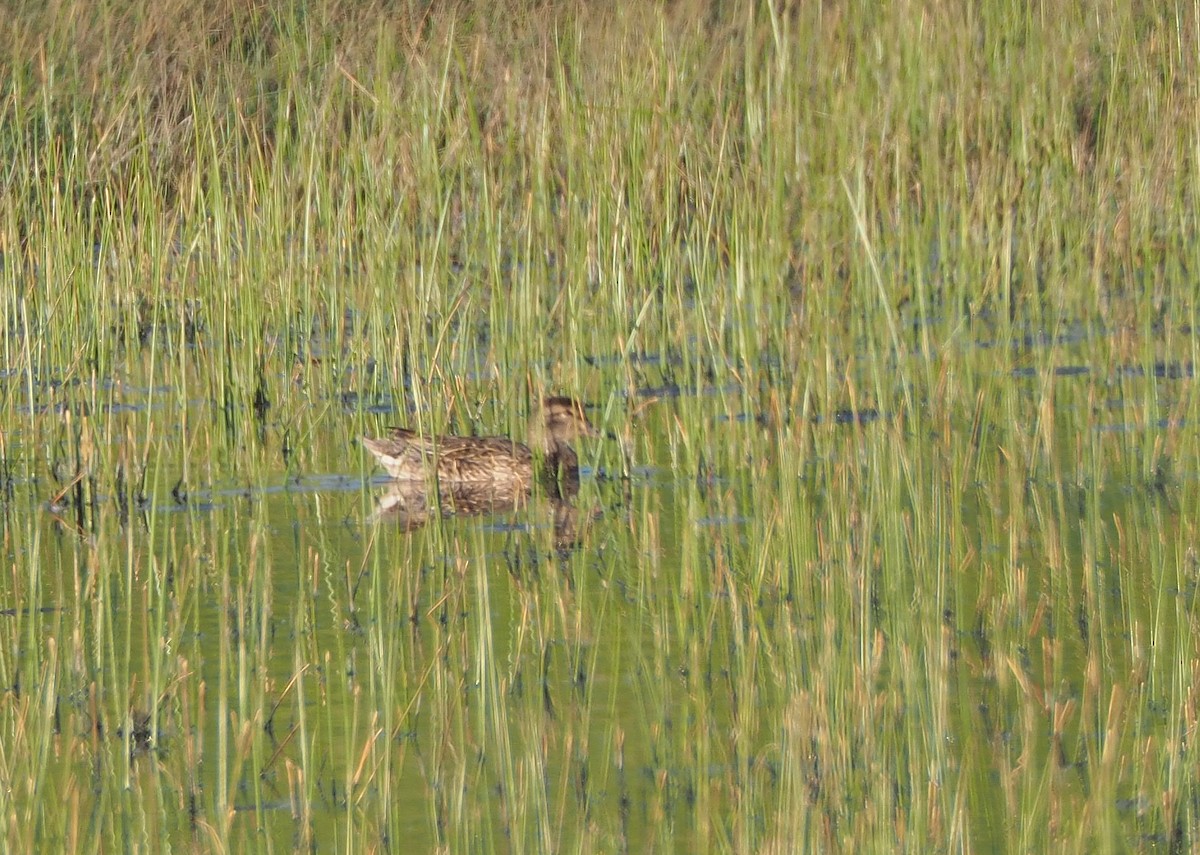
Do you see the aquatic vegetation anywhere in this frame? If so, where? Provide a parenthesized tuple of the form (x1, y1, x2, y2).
(0, 0, 1198, 851)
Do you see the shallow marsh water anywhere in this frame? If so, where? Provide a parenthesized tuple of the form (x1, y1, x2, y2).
(2, 307, 1197, 851)
(3, 1, 1200, 847)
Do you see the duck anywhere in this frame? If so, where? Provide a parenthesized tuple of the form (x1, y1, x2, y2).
(361, 396, 604, 491)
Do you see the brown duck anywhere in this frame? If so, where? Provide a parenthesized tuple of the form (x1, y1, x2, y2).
(361, 396, 604, 490)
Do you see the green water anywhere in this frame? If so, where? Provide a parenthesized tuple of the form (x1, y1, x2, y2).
(4, 0, 1200, 849)
(5, 335, 1196, 851)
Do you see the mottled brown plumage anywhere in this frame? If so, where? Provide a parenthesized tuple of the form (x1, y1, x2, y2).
(361, 396, 603, 489)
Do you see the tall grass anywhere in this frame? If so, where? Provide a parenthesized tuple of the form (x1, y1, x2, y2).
(0, 0, 1199, 850)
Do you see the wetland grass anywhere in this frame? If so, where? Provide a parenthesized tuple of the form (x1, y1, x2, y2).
(1, 0, 1200, 850)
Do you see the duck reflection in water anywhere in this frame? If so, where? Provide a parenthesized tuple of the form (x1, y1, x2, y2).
(362, 396, 607, 547)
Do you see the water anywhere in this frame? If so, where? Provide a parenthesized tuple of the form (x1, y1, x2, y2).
(1, 308, 1195, 850)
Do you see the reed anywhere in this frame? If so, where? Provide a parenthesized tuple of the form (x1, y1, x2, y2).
(0, 0, 1198, 849)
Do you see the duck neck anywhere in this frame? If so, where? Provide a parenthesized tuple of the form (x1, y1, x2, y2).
(538, 442, 580, 499)
(546, 441, 578, 470)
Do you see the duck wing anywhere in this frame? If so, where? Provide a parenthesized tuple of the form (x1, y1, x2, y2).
(432, 435, 534, 483)
(364, 429, 534, 483)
